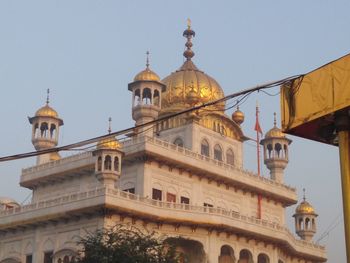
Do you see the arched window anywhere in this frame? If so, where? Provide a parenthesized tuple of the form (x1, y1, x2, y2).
(142, 88, 152, 105)
(218, 245, 235, 263)
(114, 156, 119, 172)
(239, 249, 253, 263)
(275, 143, 282, 158)
(97, 156, 102, 171)
(214, 144, 223, 161)
(226, 149, 234, 165)
(63, 256, 70, 263)
(305, 217, 310, 230)
(104, 155, 112, 170)
(201, 139, 209, 157)
(134, 89, 141, 106)
(258, 253, 270, 263)
(173, 137, 184, 147)
(58, 259, 62, 263)
(153, 90, 160, 106)
(50, 124, 56, 139)
(267, 144, 273, 158)
(40, 122, 49, 138)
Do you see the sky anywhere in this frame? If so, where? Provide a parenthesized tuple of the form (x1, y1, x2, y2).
(0, 1, 349, 262)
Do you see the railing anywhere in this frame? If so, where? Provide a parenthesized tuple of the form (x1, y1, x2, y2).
(21, 136, 296, 193)
(0, 187, 323, 252)
(123, 136, 296, 192)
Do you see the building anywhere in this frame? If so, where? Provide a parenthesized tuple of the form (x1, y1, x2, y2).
(0, 23, 326, 263)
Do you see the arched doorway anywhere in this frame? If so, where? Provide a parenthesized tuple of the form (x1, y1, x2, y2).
(165, 237, 206, 263)
(257, 253, 270, 263)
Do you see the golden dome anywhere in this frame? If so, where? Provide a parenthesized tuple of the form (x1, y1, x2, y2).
(265, 126, 286, 139)
(160, 24, 225, 115)
(96, 136, 122, 150)
(35, 104, 59, 118)
(134, 68, 160, 82)
(295, 200, 316, 214)
(232, 108, 245, 125)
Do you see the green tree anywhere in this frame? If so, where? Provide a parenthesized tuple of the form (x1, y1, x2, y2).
(76, 225, 183, 263)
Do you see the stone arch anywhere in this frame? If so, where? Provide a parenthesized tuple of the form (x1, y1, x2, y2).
(214, 144, 223, 161)
(43, 238, 54, 251)
(114, 156, 119, 172)
(34, 123, 39, 138)
(238, 249, 253, 263)
(97, 156, 102, 171)
(40, 122, 49, 138)
(219, 245, 236, 263)
(201, 138, 210, 157)
(153, 89, 160, 106)
(257, 253, 270, 263)
(217, 201, 228, 211)
(266, 143, 273, 158)
(274, 143, 282, 158)
(50, 123, 57, 139)
(165, 237, 206, 263)
(53, 248, 78, 263)
(24, 241, 33, 255)
(134, 88, 141, 106)
(0, 257, 21, 263)
(305, 217, 311, 230)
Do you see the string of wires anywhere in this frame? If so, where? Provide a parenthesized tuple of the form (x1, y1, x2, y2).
(0, 74, 302, 162)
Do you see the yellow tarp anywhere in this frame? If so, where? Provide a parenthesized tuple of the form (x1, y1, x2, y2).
(281, 53, 350, 145)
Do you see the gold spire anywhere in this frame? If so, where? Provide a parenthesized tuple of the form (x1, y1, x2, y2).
(46, 88, 50, 105)
(303, 188, 306, 202)
(295, 188, 316, 215)
(183, 18, 195, 60)
(108, 117, 112, 134)
(274, 112, 277, 127)
(146, 51, 150, 69)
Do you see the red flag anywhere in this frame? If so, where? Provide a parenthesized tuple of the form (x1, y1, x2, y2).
(254, 105, 263, 135)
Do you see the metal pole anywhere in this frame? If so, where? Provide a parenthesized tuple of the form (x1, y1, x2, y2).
(335, 112, 350, 262)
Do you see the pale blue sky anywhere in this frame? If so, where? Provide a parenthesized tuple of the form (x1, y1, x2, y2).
(0, 1, 349, 261)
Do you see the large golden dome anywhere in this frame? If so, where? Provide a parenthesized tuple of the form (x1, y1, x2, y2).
(160, 23, 225, 115)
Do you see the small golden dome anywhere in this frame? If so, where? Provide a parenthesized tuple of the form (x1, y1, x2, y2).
(134, 68, 160, 82)
(265, 126, 286, 139)
(265, 113, 285, 138)
(35, 104, 59, 118)
(232, 108, 245, 125)
(96, 137, 122, 150)
(295, 200, 316, 214)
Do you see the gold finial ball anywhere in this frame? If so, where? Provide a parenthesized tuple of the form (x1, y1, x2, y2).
(232, 108, 245, 125)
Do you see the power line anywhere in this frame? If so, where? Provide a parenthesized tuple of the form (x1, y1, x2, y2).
(0, 74, 302, 162)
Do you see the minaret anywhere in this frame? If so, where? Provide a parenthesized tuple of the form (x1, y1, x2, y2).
(128, 51, 166, 137)
(293, 189, 318, 241)
(28, 90, 64, 165)
(93, 118, 123, 186)
(260, 113, 292, 183)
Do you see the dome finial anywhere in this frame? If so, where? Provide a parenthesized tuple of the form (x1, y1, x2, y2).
(146, 51, 150, 69)
(183, 19, 195, 60)
(303, 188, 306, 202)
(108, 117, 112, 134)
(46, 89, 50, 105)
(273, 112, 277, 127)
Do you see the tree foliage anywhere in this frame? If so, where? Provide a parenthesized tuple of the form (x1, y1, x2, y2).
(76, 225, 182, 263)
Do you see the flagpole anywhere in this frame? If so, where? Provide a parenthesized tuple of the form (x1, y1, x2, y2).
(255, 103, 262, 219)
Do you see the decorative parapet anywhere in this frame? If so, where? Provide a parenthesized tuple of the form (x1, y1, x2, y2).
(0, 187, 325, 259)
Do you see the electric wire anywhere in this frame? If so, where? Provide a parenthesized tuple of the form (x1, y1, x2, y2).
(0, 74, 303, 162)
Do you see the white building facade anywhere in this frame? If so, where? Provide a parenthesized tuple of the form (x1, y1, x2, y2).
(0, 24, 326, 263)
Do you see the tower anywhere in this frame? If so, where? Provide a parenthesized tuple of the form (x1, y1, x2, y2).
(293, 189, 318, 241)
(260, 113, 292, 183)
(28, 90, 63, 165)
(128, 51, 166, 137)
(93, 118, 123, 186)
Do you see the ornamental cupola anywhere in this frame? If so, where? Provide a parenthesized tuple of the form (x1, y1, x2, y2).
(128, 51, 166, 137)
(260, 113, 292, 183)
(28, 89, 63, 165)
(93, 118, 123, 186)
(293, 189, 318, 241)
